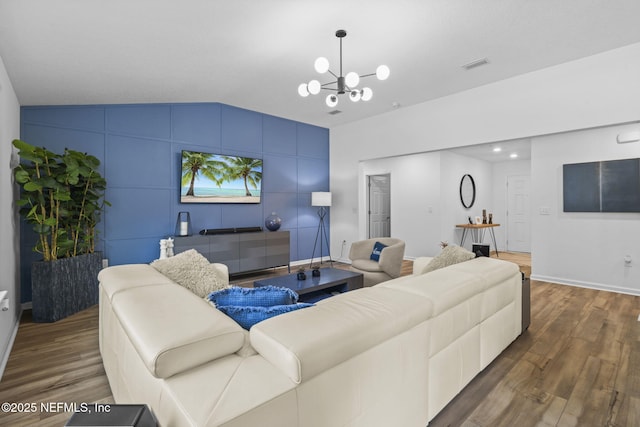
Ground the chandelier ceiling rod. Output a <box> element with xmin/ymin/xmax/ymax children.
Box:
<box><xmin>298</xmin><ymin>29</ymin><xmax>390</xmax><ymax>108</ymax></box>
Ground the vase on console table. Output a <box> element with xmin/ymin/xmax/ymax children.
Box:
<box><xmin>265</xmin><ymin>212</ymin><xmax>282</xmax><ymax>231</ymax></box>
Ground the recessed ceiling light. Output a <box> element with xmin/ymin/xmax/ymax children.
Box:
<box><xmin>510</xmin><ymin>153</ymin><xmax>518</xmax><ymax>159</ymax></box>
<box><xmin>493</xmin><ymin>147</ymin><xmax>502</xmax><ymax>152</ymax></box>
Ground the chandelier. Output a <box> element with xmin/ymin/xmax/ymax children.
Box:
<box><xmin>298</xmin><ymin>29</ymin><xmax>390</xmax><ymax>108</ymax></box>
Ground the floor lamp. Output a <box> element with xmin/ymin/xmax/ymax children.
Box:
<box><xmin>310</xmin><ymin>192</ymin><xmax>333</xmax><ymax>267</ymax></box>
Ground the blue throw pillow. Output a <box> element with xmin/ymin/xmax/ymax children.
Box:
<box><xmin>370</xmin><ymin>241</ymin><xmax>387</xmax><ymax>261</ymax></box>
<box><xmin>207</xmin><ymin>285</ymin><xmax>298</xmax><ymax>307</ymax></box>
<box><xmin>217</xmin><ymin>303</ymin><xmax>315</xmax><ymax>330</ymax></box>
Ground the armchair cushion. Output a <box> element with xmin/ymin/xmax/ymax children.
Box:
<box><xmin>352</xmin><ymin>259</ymin><xmax>384</xmax><ymax>273</ymax></box>
<box><xmin>370</xmin><ymin>241</ymin><xmax>387</xmax><ymax>261</ymax></box>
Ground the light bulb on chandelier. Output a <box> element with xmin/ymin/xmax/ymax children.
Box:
<box><xmin>298</xmin><ymin>29</ymin><xmax>389</xmax><ymax>108</ymax></box>
<box><xmin>326</xmin><ymin>94</ymin><xmax>338</xmax><ymax>107</ymax></box>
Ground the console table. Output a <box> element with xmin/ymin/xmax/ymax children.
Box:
<box><xmin>173</xmin><ymin>231</ymin><xmax>290</xmax><ymax>275</ymax></box>
<box><xmin>456</xmin><ymin>223</ymin><xmax>500</xmax><ymax>257</ymax></box>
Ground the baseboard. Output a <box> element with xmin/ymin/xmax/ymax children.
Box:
<box><xmin>0</xmin><ymin>307</ymin><xmax>22</xmax><ymax>381</ymax></box>
<box><xmin>530</xmin><ymin>274</ymin><xmax>640</xmax><ymax>296</ymax></box>
<box><xmin>290</xmin><ymin>257</ymin><xmax>336</xmax><ymax>267</ymax></box>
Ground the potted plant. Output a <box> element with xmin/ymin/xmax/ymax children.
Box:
<box><xmin>12</xmin><ymin>139</ymin><xmax>110</xmax><ymax>322</ymax></box>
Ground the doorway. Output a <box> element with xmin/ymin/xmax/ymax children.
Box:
<box><xmin>506</xmin><ymin>175</ymin><xmax>531</xmax><ymax>252</ymax></box>
<box><xmin>368</xmin><ymin>174</ymin><xmax>391</xmax><ymax>238</ymax></box>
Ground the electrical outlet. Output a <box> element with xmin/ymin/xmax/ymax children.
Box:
<box><xmin>102</xmin><ymin>258</ymin><xmax>109</xmax><ymax>268</ymax></box>
<box><xmin>539</xmin><ymin>207</ymin><xmax>550</xmax><ymax>215</ymax></box>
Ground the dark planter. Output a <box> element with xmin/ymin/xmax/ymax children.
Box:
<box><xmin>31</xmin><ymin>252</ymin><xmax>102</xmax><ymax>323</ymax></box>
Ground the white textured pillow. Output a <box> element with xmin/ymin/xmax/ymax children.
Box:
<box><xmin>151</xmin><ymin>249</ymin><xmax>228</xmax><ymax>297</ymax></box>
<box><xmin>421</xmin><ymin>245</ymin><xmax>476</xmax><ymax>273</ymax></box>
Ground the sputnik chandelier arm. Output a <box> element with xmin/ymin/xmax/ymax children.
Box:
<box><xmin>298</xmin><ymin>29</ymin><xmax>390</xmax><ymax>108</ymax></box>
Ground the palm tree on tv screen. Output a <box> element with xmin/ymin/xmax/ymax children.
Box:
<box><xmin>223</xmin><ymin>156</ymin><xmax>263</xmax><ymax>196</ymax></box>
<box><xmin>181</xmin><ymin>152</ymin><xmax>224</xmax><ymax>196</ymax></box>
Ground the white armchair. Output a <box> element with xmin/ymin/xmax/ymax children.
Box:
<box><xmin>348</xmin><ymin>238</ymin><xmax>406</xmax><ymax>287</ymax></box>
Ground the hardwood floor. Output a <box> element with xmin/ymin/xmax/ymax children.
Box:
<box><xmin>1</xmin><ymin>254</ymin><xmax>638</xmax><ymax>426</ymax></box>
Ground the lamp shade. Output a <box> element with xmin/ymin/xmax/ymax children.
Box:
<box><xmin>311</xmin><ymin>192</ymin><xmax>332</xmax><ymax>207</ymax></box>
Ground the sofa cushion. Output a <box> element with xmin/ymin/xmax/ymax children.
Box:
<box><xmin>99</xmin><ymin>264</ymin><xmax>175</xmax><ymax>302</ymax></box>
<box><xmin>420</xmin><ymin>245</ymin><xmax>476</xmax><ymax>274</ymax></box>
<box><xmin>218</xmin><ymin>303</ymin><xmax>315</xmax><ymax>330</ymax></box>
<box><xmin>369</xmin><ymin>241</ymin><xmax>387</xmax><ymax>261</ymax></box>
<box><xmin>150</xmin><ymin>249</ymin><xmax>228</xmax><ymax>298</ymax></box>
<box><xmin>208</xmin><ymin>286</ymin><xmax>298</xmax><ymax>307</ymax></box>
<box><xmin>111</xmin><ymin>282</ymin><xmax>245</xmax><ymax>378</ymax></box>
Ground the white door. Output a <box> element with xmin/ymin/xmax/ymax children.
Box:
<box><xmin>368</xmin><ymin>174</ymin><xmax>391</xmax><ymax>238</ymax></box>
<box><xmin>506</xmin><ymin>175</ymin><xmax>531</xmax><ymax>252</ymax></box>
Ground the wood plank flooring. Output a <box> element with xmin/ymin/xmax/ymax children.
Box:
<box><xmin>1</xmin><ymin>254</ymin><xmax>638</xmax><ymax>426</ymax></box>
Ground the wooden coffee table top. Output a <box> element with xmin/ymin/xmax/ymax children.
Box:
<box><xmin>253</xmin><ymin>267</ymin><xmax>363</xmax><ymax>295</ymax></box>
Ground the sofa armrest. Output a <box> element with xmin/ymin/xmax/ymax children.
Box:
<box><xmin>412</xmin><ymin>257</ymin><xmax>434</xmax><ymax>275</ymax></box>
<box><xmin>110</xmin><ymin>282</ymin><xmax>245</xmax><ymax>378</ymax></box>
<box><xmin>378</xmin><ymin>242</ymin><xmax>406</xmax><ymax>278</ymax></box>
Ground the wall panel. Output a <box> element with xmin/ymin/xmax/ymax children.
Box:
<box><xmin>19</xmin><ymin>103</ymin><xmax>329</xmax><ymax>303</ymax></box>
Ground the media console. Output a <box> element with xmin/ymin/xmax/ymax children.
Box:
<box><xmin>173</xmin><ymin>231</ymin><xmax>290</xmax><ymax>275</ymax></box>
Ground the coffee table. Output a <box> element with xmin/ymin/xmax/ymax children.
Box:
<box><xmin>254</xmin><ymin>267</ymin><xmax>363</xmax><ymax>303</ymax></box>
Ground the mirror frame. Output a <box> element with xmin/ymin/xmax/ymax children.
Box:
<box><xmin>459</xmin><ymin>174</ymin><xmax>476</xmax><ymax>209</ymax></box>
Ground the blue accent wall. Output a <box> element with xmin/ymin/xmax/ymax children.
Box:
<box><xmin>19</xmin><ymin>103</ymin><xmax>329</xmax><ymax>303</ymax></box>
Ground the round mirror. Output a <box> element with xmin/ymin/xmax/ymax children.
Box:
<box><xmin>459</xmin><ymin>174</ymin><xmax>476</xmax><ymax>209</ymax></box>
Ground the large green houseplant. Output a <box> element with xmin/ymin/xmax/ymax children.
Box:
<box><xmin>13</xmin><ymin>139</ymin><xmax>110</xmax><ymax>322</ymax></box>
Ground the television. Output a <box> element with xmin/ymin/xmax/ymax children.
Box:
<box><xmin>563</xmin><ymin>158</ymin><xmax>640</xmax><ymax>212</ymax></box>
<box><xmin>180</xmin><ymin>150</ymin><xmax>263</xmax><ymax>204</ymax></box>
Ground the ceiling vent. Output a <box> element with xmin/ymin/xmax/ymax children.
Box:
<box><xmin>328</xmin><ymin>110</ymin><xmax>342</xmax><ymax>115</ymax></box>
<box><xmin>462</xmin><ymin>58</ymin><xmax>489</xmax><ymax>70</ymax></box>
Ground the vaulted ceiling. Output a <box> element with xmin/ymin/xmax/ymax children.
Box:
<box><xmin>2</xmin><ymin>0</ymin><xmax>640</xmax><ymax>128</ymax></box>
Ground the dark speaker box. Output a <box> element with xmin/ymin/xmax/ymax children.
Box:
<box><xmin>66</xmin><ymin>404</ymin><xmax>156</xmax><ymax>427</ymax></box>
<box><xmin>472</xmin><ymin>244</ymin><xmax>490</xmax><ymax>257</ymax></box>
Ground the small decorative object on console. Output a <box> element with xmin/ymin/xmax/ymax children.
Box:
<box><xmin>297</xmin><ymin>267</ymin><xmax>307</xmax><ymax>281</ymax></box>
<box><xmin>159</xmin><ymin>239</ymin><xmax>168</xmax><ymax>260</ymax></box>
<box><xmin>175</xmin><ymin>211</ymin><xmax>192</xmax><ymax>236</ymax></box>
<box><xmin>265</xmin><ymin>212</ymin><xmax>282</xmax><ymax>231</ymax></box>
<box><xmin>166</xmin><ymin>237</ymin><xmax>174</xmax><ymax>257</ymax></box>
<box><xmin>311</xmin><ymin>265</ymin><xmax>321</xmax><ymax>277</ymax></box>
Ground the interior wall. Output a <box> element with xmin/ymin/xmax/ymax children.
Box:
<box><xmin>531</xmin><ymin>122</ymin><xmax>640</xmax><ymax>294</ymax></box>
<box><xmin>330</xmin><ymin>42</ymin><xmax>640</xmax><ymax>286</ymax></box>
<box><xmin>0</xmin><ymin>54</ymin><xmax>21</xmax><ymax>379</ymax></box>
<box><xmin>19</xmin><ymin>103</ymin><xmax>329</xmax><ymax>303</ymax></box>
<box><xmin>439</xmin><ymin>151</ymin><xmax>493</xmax><ymax>252</ymax></box>
<box><xmin>356</xmin><ymin>152</ymin><xmax>442</xmax><ymax>259</ymax></box>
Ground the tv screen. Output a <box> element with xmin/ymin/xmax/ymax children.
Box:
<box><xmin>563</xmin><ymin>158</ymin><xmax>640</xmax><ymax>212</ymax></box>
<box><xmin>180</xmin><ymin>150</ymin><xmax>262</xmax><ymax>204</ymax></box>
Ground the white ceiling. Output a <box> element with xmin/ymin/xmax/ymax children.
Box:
<box><xmin>449</xmin><ymin>138</ymin><xmax>531</xmax><ymax>163</ymax></box>
<box><xmin>2</xmin><ymin>0</ymin><xmax>640</xmax><ymax>129</ymax></box>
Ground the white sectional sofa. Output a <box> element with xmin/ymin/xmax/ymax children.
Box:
<box><xmin>98</xmin><ymin>255</ymin><xmax>522</xmax><ymax>426</ymax></box>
